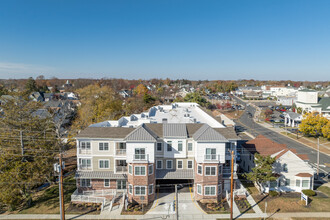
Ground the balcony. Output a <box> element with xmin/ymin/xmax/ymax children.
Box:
<box><xmin>78</xmin><ymin>149</ymin><xmax>91</xmax><ymax>155</ymax></box>
<box><xmin>133</xmin><ymin>154</ymin><xmax>149</xmax><ymax>161</ymax></box>
<box><xmin>204</xmin><ymin>154</ymin><xmax>220</xmax><ymax>161</ymax></box>
<box><xmin>115</xmin><ymin>166</ymin><xmax>127</xmax><ymax>173</ymax></box>
<box><xmin>116</xmin><ymin>149</ymin><xmax>126</xmax><ymax>156</ymax></box>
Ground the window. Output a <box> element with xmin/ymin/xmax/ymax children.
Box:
<box><xmin>177</xmin><ymin>160</ymin><xmax>183</xmax><ymax>169</ymax></box>
<box><xmin>99</xmin><ymin>160</ymin><xmax>110</xmax><ymax>169</ymax></box>
<box><xmin>166</xmin><ymin>160</ymin><xmax>173</xmax><ymax>169</ymax></box>
<box><xmin>135</xmin><ymin>186</ymin><xmax>146</xmax><ymax>196</ymax></box>
<box><xmin>188</xmin><ymin>143</ymin><xmax>193</xmax><ymax>151</ymax></box>
<box><xmin>296</xmin><ymin>179</ymin><xmax>301</xmax><ymax>187</ymax></box>
<box><xmin>197</xmin><ymin>165</ymin><xmax>202</xmax><ymax>175</ymax></box>
<box><xmin>156</xmin><ymin>160</ymin><xmax>163</xmax><ymax>169</ymax></box>
<box><xmin>134</xmin><ymin>148</ymin><xmax>146</xmax><ymax>160</ymax></box>
<box><xmin>302</xmin><ymin>180</ymin><xmax>309</xmax><ymax>187</ymax></box>
<box><xmin>205</xmin><ymin>166</ymin><xmax>216</xmax><ymax>176</ymax></box>
<box><xmin>204</xmin><ymin>186</ymin><xmax>216</xmax><ymax>196</ymax></box>
<box><xmin>178</xmin><ymin>141</ymin><xmax>183</xmax><ymax>151</ymax></box>
<box><xmin>148</xmin><ymin>164</ymin><xmax>153</xmax><ymax>175</ymax></box>
<box><xmin>197</xmin><ymin>184</ymin><xmax>202</xmax><ymax>195</ymax></box>
<box><xmin>205</xmin><ymin>148</ymin><xmax>216</xmax><ymax>160</ymax></box>
<box><xmin>99</xmin><ymin>142</ymin><xmax>109</xmax><ymax>151</ymax></box>
<box><xmin>285</xmin><ymin>179</ymin><xmax>290</xmax><ymax>186</ymax></box>
<box><xmin>81</xmin><ymin>179</ymin><xmax>91</xmax><ymax>187</ymax></box>
<box><xmin>270</xmin><ymin>181</ymin><xmax>277</xmax><ymax>188</ymax></box>
<box><xmin>104</xmin><ymin>179</ymin><xmax>110</xmax><ymax>187</ymax></box>
<box><xmin>167</xmin><ymin>141</ymin><xmax>172</xmax><ymax>151</ymax></box>
<box><xmin>283</xmin><ymin>164</ymin><xmax>288</xmax><ymax>172</ymax></box>
<box><xmin>79</xmin><ymin>158</ymin><xmax>91</xmax><ymax>169</ymax></box>
<box><xmin>187</xmin><ymin>160</ymin><xmax>193</xmax><ymax>169</ymax></box>
<box><xmin>148</xmin><ymin>184</ymin><xmax>153</xmax><ymax>195</ymax></box>
<box><xmin>157</xmin><ymin>143</ymin><xmax>162</xmax><ymax>152</ymax></box>
<box><xmin>128</xmin><ymin>165</ymin><xmax>132</xmax><ymax>175</ymax></box>
<box><xmin>129</xmin><ymin>185</ymin><xmax>133</xmax><ymax>194</ymax></box>
<box><xmin>80</xmin><ymin>142</ymin><xmax>91</xmax><ymax>150</ymax></box>
<box><xmin>117</xmin><ymin>180</ymin><xmax>126</xmax><ymax>189</ymax></box>
<box><xmin>134</xmin><ymin>166</ymin><xmax>146</xmax><ymax>176</ymax></box>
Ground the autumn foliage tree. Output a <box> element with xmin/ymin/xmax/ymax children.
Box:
<box><xmin>299</xmin><ymin>112</ymin><xmax>329</xmax><ymax>138</ymax></box>
<box><xmin>72</xmin><ymin>84</ymin><xmax>124</xmax><ymax>130</ymax></box>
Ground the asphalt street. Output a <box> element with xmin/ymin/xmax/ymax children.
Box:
<box><xmin>232</xmin><ymin>95</ymin><xmax>330</xmax><ymax>177</ymax></box>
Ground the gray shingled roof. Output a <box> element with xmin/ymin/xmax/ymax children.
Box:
<box><xmin>156</xmin><ymin>169</ymin><xmax>194</xmax><ymax>179</ymax></box>
<box><xmin>76</xmin><ymin>127</ymin><xmax>135</xmax><ymax>139</ymax></box>
<box><xmin>193</xmin><ymin>124</ymin><xmax>228</xmax><ymax>142</ymax></box>
<box><xmin>124</xmin><ymin>124</ymin><xmax>157</xmax><ymax>142</ymax></box>
<box><xmin>163</xmin><ymin>123</ymin><xmax>187</xmax><ymax>138</ymax></box>
<box><xmin>186</xmin><ymin>124</ymin><xmax>204</xmax><ymax>137</ymax></box>
<box><xmin>214</xmin><ymin>127</ymin><xmax>240</xmax><ymax>140</ymax></box>
<box><xmin>75</xmin><ymin>171</ymin><xmax>126</xmax><ymax>179</ymax></box>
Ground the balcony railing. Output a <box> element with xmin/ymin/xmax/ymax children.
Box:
<box><xmin>78</xmin><ymin>165</ymin><xmax>92</xmax><ymax>170</ymax></box>
<box><xmin>78</xmin><ymin>149</ymin><xmax>91</xmax><ymax>154</ymax></box>
<box><xmin>133</xmin><ymin>154</ymin><xmax>149</xmax><ymax>161</ymax></box>
<box><xmin>204</xmin><ymin>154</ymin><xmax>220</xmax><ymax>161</ymax></box>
<box><xmin>116</xmin><ymin>149</ymin><xmax>126</xmax><ymax>156</ymax></box>
<box><xmin>116</xmin><ymin>166</ymin><xmax>127</xmax><ymax>173</ymax></box>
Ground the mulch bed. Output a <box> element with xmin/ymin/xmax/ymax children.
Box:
<box><xmin>121</xmin><ymin>202</ymin><xmax>153</xmax><ymax>215</ymax></box>
<box><xmin>235</xmin><ymin>197</ymin><xmax>254</xmax><ymax>213</ymax></box>
<box><xmin>197</xmin><ymin>201</ymin><xmax>229</xmax><ymax>214</ymax></box>
<box><xmin>66</xmin><ymin>202</ymin><xmax>101</xmax><ymax>215</ymax></box>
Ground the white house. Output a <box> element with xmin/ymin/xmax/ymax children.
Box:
<box><xmin>284</xmin><ymin>112</ymin><xmax>302</xmax><ymax>127</ymax></box>
<box><xmin>240</xmin><ymin>135</ymin><xmax>314</xmax><ymax>193</ymax></box>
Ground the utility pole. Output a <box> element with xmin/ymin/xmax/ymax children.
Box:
<box><xmin>317</xmin><ymin>137</ymin><xmax>320</xmax><ymax>179</ymax></box>
<box><xmin>175</xmin><ymin>184</ymin><xmax>178</xmax><ymax>220</ymax></box>
<box><xmin>230</xmin><ymin>150</ymin><xmax>234</xmax><ymax>220</ymax></box>
<box><xmin>59</xmin><ymin>153</ymin><xmax>65</xmax><ymax>220</ymax></box>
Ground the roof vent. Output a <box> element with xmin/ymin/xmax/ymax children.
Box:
<box><xmin>162</xmin><ymin>118</ymin><xmax>168</xmax><ymax>123</ymax></box>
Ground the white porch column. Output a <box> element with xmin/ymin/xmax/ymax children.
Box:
<box><xmin>292</xmin><ymin>120</ymin><xmax>295</xmax><ymax>127</ymax></box>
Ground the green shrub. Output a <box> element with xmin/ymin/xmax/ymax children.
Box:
<box><xmin>302</xmin><ymin>189</ymin><xmax>316</xmax><ymax>197</ymax></box>
<box><xmin>269</xmin><ymin>191</ymin><xmax>279</xmax><ymax>197</ymax></box>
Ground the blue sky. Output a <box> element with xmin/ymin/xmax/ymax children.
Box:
<box><xmin>0</xmin><ymin>0</ymin><xmax>329</xmax><ymax>81</ymax></box>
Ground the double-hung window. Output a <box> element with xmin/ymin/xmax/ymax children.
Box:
<box><xmin>117</xmin><ymin>180</ymin><xmax>126</xmax><ymax>189</ymax></box>
<box><xmin>129</xmin><ymin>185</ymin><xmax>133</xmax><ymax>194</ymax></box>
<box><xmin>128</xmin><ymin>165</ymin><xmax>133</xmax><ymax>175</ymax></box>
<box><xmin>167</xmin><ymin>141</ymin><xmax>172</xmax><ymax>151</ymax></box>
<box><xmin>80</xmin><ymin>142</ymin><xmax>91</xmax><ymax>150</ymax></box>
<box><xmin>302</xmin><ymin>180</ymin><xmax>309</xmax><ymax>187</ymax></box>
<box><xmin>166</xmin><ymin>160</ymin><xmax>173</xmax><ymax>169</ymax></box>
<box><xmin>134</xmin><ymin>148</ymin><xmax>146</xmax><ymax>160</ymax></box>
<box><xmin>296</xmin><ymin>179</ymin><xmax>301</xmax><ymax>187</ymax></box>
<box><xmin>157</xmin><ymin>143</ymin><xmax>162</xmax><ymax>152</ymax></box>
<box><xmin>148</xmin><ymin>164</ymin><xmax>153</xmax><ymax>175</ymax></box>
<box><xmin>135</xmin><ymin>186</ymin><xmax>146</xmax><ymax>196</ymax></box>
<box><xmin>99</xmin><ymin>160</ymin><xmax>109</xmax><ymax>169</ymax></box>
<box><xmin>197</xmin><ymin>184</ymin><xmax>202</xmax><ymax>195</ymax></box>
<box><xmin>178</xmin><ymin>141</ymin><xmax>183</xmax><ymax>152</ymax></box>
<box><xmin>188</xmin><ymin>143</ymin><xmax>193</xmax><ymax>151</ymax></box>
<box><xmin>99</xmin><ymin>142</ymin><xmax>109</xmax><ymax>151</ymax></box>
<box><xmin>197</xmin><ymin>164</ymin><xmax>202</xmax><ymax>175</ymax></box>
<box><xmin>205</xmin><ymin>148</ymin><xmax>216</xmax><ymax>160</ymax></box>
<box><xmin>177</xmin><ymin>160</ymin><xmax>183</xmax><ymax>169</ymax></box>
<box><xmin>156</xmin><ymin>160</ymin><xmax>163</xmax><ymax>169</ymax></box>
<box><xmin>104</xmin><ymin>179</ymin><xmax>110</xmax><ymax>187</ymax></box>
<box><xmin>135</xmin><ymin>166</ymin><xmax>146</xmax><ymax>176</ymax></box>
<box><xmin>187</xmin><ymin>160</ymin><xmax>193</xmax><ymax>169</ymax></box>
<box><xmin>148</xmin><ymin>184</ymin><xmax>153</xmax><ymax>195</ymax></box>
<box><xmin>204</xmin><ymin>186</ymin><xmax>216</xmax><ymax>196</ymax></box>
<box><xmin>79</xmin><ymin>158</ymin><xmax>91</xmax><ymax>170</ymax></box>
<box><xmin>81</xmin><ymin>179</ymin><xmax>91</xmax><ymax>187</ymax></box>
<box><xmin>205</xmin><ymin>166</ymin><xmax>216</xmax><ymax>176</ymax></box>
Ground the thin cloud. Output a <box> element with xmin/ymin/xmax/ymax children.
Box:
<box><xmin>0</xmin><ymin>62</ymin><xmax>55</xmax><ymax>78</ymax></box>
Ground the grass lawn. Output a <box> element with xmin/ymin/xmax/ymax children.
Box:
<box><xmin>251</xmin><ymin>186</ymin><xmax>330</xmax><ymax>213</ymax></box>
<box><xmin>19</xmin><ymin>175</ymin><xmax>78</xmax><ymax>214</ymax></box>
